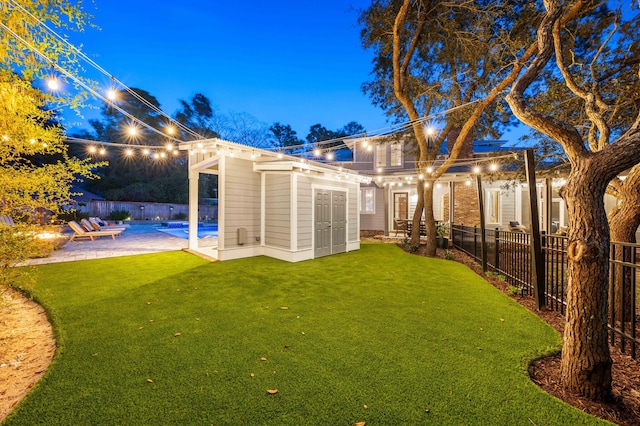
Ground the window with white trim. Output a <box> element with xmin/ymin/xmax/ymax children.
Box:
<box><xmin>390</xmin><ymin>143</ymin><xmax>403</xmax><ymax>167</ymax></box>
<box><xmin>485</xmin><ymin>189</ymin><xmax>501</xmax><ymax>224</ymax></box>
<box><xmin>375</xmin><ymin>144</ymin><xmax>386</xmax><ymax>168</ymax></box>
<box><xmin>361</xmin><ymin>188</ymin><xmax>375</xmax><ymax>214</ymax></box>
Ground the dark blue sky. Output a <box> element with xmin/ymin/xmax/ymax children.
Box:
<box><xmin>64</xmin><ymin>1</ymin><xmax>389</xmax><ymax>139</ymax></box>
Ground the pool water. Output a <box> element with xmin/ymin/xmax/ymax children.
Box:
<box><xmin>156</xmin><ymin>223</ymin><xmax>218</xmax><ymax>239</ymax></box>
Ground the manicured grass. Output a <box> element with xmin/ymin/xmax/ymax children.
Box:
<box><xmin>5</xmin><ymin>244</ymin><xmax>607</xmax><ymax>425</ymax></box>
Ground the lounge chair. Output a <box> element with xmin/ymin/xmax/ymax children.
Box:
<box><xmin>68</xmin><ymin>220</ymin><xmax>123</xmax><ymax>242</ymax></box>
<box><xmin>0</xmin><ymin>215</ymin><xmax>15</xmax><ymax>227</ymax></box>
<box><xmin>87</xmin><ymin>217</ymin><xmax>126</xmax><ymax>232</ymax></box>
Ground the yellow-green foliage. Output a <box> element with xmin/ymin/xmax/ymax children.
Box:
<box><xmin>1</xmin><ymin>1</ymin><xmax>103</xmax><ymax>284</ymax></box>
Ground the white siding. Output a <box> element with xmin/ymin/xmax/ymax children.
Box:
<box><xmin>223</xmin><ymin>157</ymin><xmax>261</xmax><ymax>248</ymax></box>
<box><xmin>297</xmin><ymin>175</ymin><xmax>313</xmax><ymax>249</ymax></box>
<box><xmin>360</xmin><ymin>186</ymin><xmax>385</xmax><ymax>231</ymax></box>
<box><xmin>265</xmin><ymin>173</ymin><xmax>291</xmax><ymax>248</ymax></box>
<box><xmin>348</xmin><ymin>183</ymin><xmax>359</xmax><ymax>241</ymax></box>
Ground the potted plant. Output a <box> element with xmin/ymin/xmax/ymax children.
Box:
<box><xmin>436</xmin><ymin>221</ymin><xmax>449</xmax><ymax>249</ymax></box>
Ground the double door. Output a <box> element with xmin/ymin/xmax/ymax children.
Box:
<box><xmin>314</xmin><ymin>190</ymin><xmax>347</xmax><ymax>258</ymax></box>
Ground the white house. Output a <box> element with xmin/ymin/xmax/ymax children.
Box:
<box><xmin>340</xmin><ymin>135</ymin><xmax>621</xmax><ymax>235</ymax></box>
<box><xmin>179</xmin><ymin>139</ymin><xmax>370</xmax><ymax>262</ymax></box>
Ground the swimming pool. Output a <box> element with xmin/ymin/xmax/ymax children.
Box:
<box><xmin>156</xmin><ymin>223</ymin><xmax>218</xmax><ymax>239</ymax></box>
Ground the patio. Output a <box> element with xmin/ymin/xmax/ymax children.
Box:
<box><xmin>21</xmin><ymin>223</ymin><xmax>203</xmax><ymax>266</ymax></box>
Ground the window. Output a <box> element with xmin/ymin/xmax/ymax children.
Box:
<box><xmin>361</xmin><ymin>188</ymin><xmax>375</xmax><ymax>214</ymax></box>
<box><xmin>390</xmin><ymin>143</ymin><xmax>403</xmax><ymax>167</ymax></box>
<box><xmin>485</xmin><ymin>189</ymin><xmax>501</xmax><ymax>224</ymax></box>
<box><xmin>375</xmin><ymin>145</ymin><xmax>386</xmax><ymax>168</ymax></box>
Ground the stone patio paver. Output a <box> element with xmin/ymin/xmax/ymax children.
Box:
<box><xmin>21</xmin><ymin>224</ymin><xmax>203</xmax><ymax>266</ymax></box>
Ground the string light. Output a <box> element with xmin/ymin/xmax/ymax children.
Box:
<box><xmin>107</xmin><ymin>88</ymin><xmax>117</xmax><ymax>100</ymax></box>
<box><xmin>473</xmin><ymin>165</ymin><xmax>481</xmax><ymax>174</ymax></box>
<box><xmin>46</xmin><ymin>75</ymin><xmax>59</xmax><ymax>91</ymax></box>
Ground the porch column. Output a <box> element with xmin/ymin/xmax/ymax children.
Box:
<box><xmin>188</xmin><ymin>168</ymin><xmax>199</xmax><ymax>250</ymax></box>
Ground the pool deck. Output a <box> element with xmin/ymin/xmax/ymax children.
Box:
<box><xmin>22</xmin><ymin>224</ymin><xmax>216</xmax><ymax>266</ymax></box>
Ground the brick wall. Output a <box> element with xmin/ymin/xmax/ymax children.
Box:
<box><xmin>443</xmin><ymin>182</ymin><xmax>480</xmax><ymax>226</ymax></box>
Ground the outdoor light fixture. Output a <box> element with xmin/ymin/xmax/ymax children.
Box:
<box><xmin>490</xmin><ymin>163</ymin><xmax>499</xmax><ymax>172</ymax></box>
<box><xmin>426</xmin><ymin>166</ymin><xmax>433</xmax><ymax>174</ymax></box>
<box><xmin>313</xmin><ymin>148</ymin><xmax>321</xmax><ymax>157</ymax></box>
<box><xmin>325</xmin><ymin>152</ymin><xmax>334</xmax><ymax>161</ymax></box>
<box><xmin>425</xmin><ymin>126</ymin><xmax>437</xmax><ymax>136</ymax></box>
<box><xmin>165</xmin><ymin>143</ymin><xmax>173</xmax><ymax>151</ymax></box>
<box><xmin>46</xmin><ymin>76</ymin><xmax>60</xmax><ymax>91</ymax></box>
<box><xmin>107</xmin><ymin>88</ymin><xmax>117</xmax><ymax>100</ymax></box>
<box><xmin>473</xmin><ymin>166</ymin><xmax>481</xmax><ymax>174</ymax></box>
<box><xmin>166</xmin><ymin>125</ymin><xmax>176</xmax><ymax>135</ymax></box>
<box><xmin>99</xmin><ymin>148</ymin><xmax>106</xmax><ymax>155</ymax></box>
<box><xmin>124</xmin><ymin>148</ymin><xmax>133</xmax><ymax>156</ymax></box>
<box><xmin>88</xmin><ymin>146</ymin><xmax>97</xmax><ymax>153</ymax></box>
<box><xmin>29</xmin><ymin>138</ymin><xmax>36</xmax><ymax>144</ymax></box>
<box><xmin>127</xmin><ymin>126</ymin><xmax>138</xmax><ymax>136</ymax></box>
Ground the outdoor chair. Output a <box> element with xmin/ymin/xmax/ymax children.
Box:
<box><xmin>508</xmin><ymin>221</ymin><xmax>527</xmax><ymax>233</ymax></box>
<box><xmin>394</xmin><ymin>219</ymin><xmax>407</xmax><ymax>237</ymax></box>
<box><xmin>0</xmin><ymin>215</ymin><xmax>15</xmax><ymax>227</ymax></box>
<box><xmin>68</xmin><ymin>220</ymin><xmax>123</xmax><ymax>241</ymax></box>
<box><xmin>88</xmin><ymin>217</ymin><xmax>126</xmax><ymax>232</ymax></box>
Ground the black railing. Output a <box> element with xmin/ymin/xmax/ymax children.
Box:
<box><xmin>451</xmin><ymin>223</ymin><xmax>639</xmax><ymax>359</ymax></box>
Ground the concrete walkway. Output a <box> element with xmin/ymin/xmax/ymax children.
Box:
<box><xmin>23</xmin><ymin>224</ymin><xmax>194</xmax><ymax>266</ymax></box>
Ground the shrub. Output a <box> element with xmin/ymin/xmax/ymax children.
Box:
<box><xmin>107</xmin><ymin>210</ymin><xmax>130</xmax><ymax>221</ymax></box>
<box><xmin>174</xmin><ymin>212</ymin><xmax>187</xmax><ymax>220</ymax></box>
<box><xmin>56</xmin><ymin>210</ymin><xmax>89</xmax><ymax>223</ymax></box>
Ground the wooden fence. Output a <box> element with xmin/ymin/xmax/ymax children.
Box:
<box><xmin>78</xmin><ymin>200</ymin><xmax>218</xmax><ymax>221</ymax></box>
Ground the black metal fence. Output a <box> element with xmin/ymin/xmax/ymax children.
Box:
<box><xmin>451</xmin><ymin>224</ymin><xmax>638</xmax><ymax>359</ymax></box>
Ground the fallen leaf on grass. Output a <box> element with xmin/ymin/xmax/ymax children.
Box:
<box><xmin>260</xmin><ymin>357</ymin><xmax>267</xmax><ymax>361</ymax></box>
<box><xmin>266</xmin><ymin>389</ymin><xmax>278</xmax><ymax>394</ymax></box>
<box><xmin>173</xmin><ymin>332</ymin><xmax>182</xmax><ymax>337</ymax></box>
<box><xmin>354</xmin><ymin>422</ymin><xmax>366</xmax><ymax>426</ymax></box>
<box><xmin>363</xmin><ymin>404</ymin><xmax>368</xmax><ymax>410</ymax></box>
<box><xmin>146</xmin><ymin>379</ymin><xmax>154</xmax><ymax>383</ymax></box>
<box><xmin>250</xmin><ymin>373</ymin><xmax>255</xmax><ymax>378</ymax></box>
<box><xmin>146</xmin><ymin>301</ymin><xmax>152</xmax><ymax>305</ymax></box>
<box><xmin>280</xmin><ymin>306</ymin><xmax>289</xmax><ymax>310</ymax></box>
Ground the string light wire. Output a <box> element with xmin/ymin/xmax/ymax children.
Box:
<box><xmin>4</xmin><ymin>0</ymin><xmax>515</xmax><ymax>169</ymax></box>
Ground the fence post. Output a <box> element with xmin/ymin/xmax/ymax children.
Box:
<box><xmin>476</xmin><ymin>174</ymin><xmax>488</xmax><ymax>273</ymax></box>
<box><xmin>524</xmin><ymin>149</ymin><xmax>546</xmax><ymax>309</ymax></box>
<box><xmin>494</xmin><ymin>228</ymin><xmax>500</xmax><ymax>271</ymax></box>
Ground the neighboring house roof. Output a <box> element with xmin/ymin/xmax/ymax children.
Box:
<box><xmin>70</xmin><ymin>186</ymin><xmax>105</xmax><ymax>203</ymax></box>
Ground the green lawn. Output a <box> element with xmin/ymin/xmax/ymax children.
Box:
<box><xmin>4</xmin><ymin>243</ymin><xmax>607</xmax><ymax>425</ymax></box>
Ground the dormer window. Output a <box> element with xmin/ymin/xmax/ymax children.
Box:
<box><xmin>375</xmin><ymin>145</ymin><xmax>386</xmax><ymax>168</ymax></box>
<box><xmin>390</xmin><ymin>143</ymin><xmax>403</xmax><ymax>167</ymax></box>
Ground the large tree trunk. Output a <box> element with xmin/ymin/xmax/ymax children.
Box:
<box><xmin>423</xmin><ymin>181</ymin><xmax>437</xmax><ymax>256</ymax></box>
<box><xmin>560</xmin><ymin>160</ymin><xmax>612</xmax><ymax>401</ymax></box>
<box><xmin>410</xmin><ymin>180</ymin><xmax>425</xmax><ymax>247</ymax></box>
<box><xmin>607</xmin><ymin>167</ymin><xmax>640</xmax><ymax>322</ymax></box>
